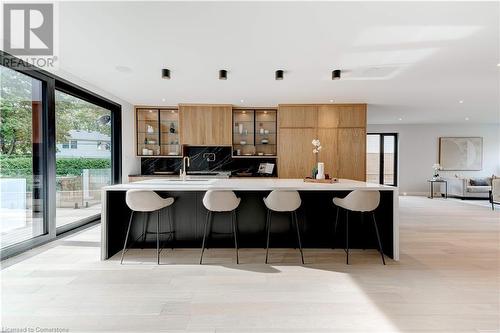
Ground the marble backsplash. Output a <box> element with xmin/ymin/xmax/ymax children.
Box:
<box><xmin>141</xmin><ymin>146</ymin><xmax>277</xmax><ymax>176</ymax></box>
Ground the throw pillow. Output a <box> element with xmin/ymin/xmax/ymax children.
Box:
<box><xmin>469</xmin><ymin>178</ymin><xmax>490</xmax><ymax>186</ymax></box>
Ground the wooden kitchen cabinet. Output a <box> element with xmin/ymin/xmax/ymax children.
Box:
<box><xmin>337</xmin><ymin>128</ymin><xmax>366</xmax><ymax>181</ymax></box>
<box><xmin>179</xmin><ymin>104</ymin><xmax>232</xmax><ymax>145</ymax></box>
<box><xmin>338</xmin><ymin>104</ymin><xmax>366</xmax><ymax>128</ymax></box>
<box><xmin>317</xmin><ymin>128</ymin><xmax>339</xmax><ymax>177</ymax></box>
<box><xmin>278</xmin><ymin>105</ymin><xmax>318</xmax><ymax>128</ymax></box>
<box><xmin>278</xmin><ymin>128</ymin><xmax>317</xmax><ymax>178</ymax></box>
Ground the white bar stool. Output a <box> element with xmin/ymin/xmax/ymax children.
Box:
<box><xmin>121</xmin><ymin>190</ymin><xmax>175</xmax><ymax>265</ymax></box>
<box><xmin>263</xmin><ymin>190</ymin><xmax>304</xmax><ymax>264</ymax></box>
<box><xmin>200</xmin><ymin>190</ymin><xmax>241</xmax><ymax>264</ymax></box>
<box><xmin>332</xmin><ymin>190</ymin><xmax>385</xmax><ymax>265</ymax></box>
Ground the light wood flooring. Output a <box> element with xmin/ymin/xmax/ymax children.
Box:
<box><xmin>1</xmin><ymin>196</ymin><xmax>499</xmax><ymax>332</ymax></box>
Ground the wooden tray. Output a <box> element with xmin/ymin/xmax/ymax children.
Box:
<box><xmin>304</xmin><ymin>178</ymin><xmax>339</xmax><ymax>184</ymax></box>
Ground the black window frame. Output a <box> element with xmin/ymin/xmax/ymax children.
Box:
<box><xmin>367</xmin><ymin>132</ymin><xmax>399</xmax><ymax>187</ymax></box>
<box><xmin>0</xmin><ymin>50</ymin><xmax>122</xmax><ymax>259</ymax></box>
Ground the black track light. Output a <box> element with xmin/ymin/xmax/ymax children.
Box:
<box><xmin>332</xmin><ymin>69</ymin><xmax>341</xmax><ymax>80</ymax></box>
<box><xmin>219</xmin><ymin>69</ymin><xmax>228</xmax><ymax>80</ymax></box>
<box><xmin>162</xmin><ymin>68</ymin><xmax>170</xmax><ymax>79</ymax></box>
<box><xmin>275</xmin><ymin>70</ymin><xmax>284</xmax><ymax>80</ymax></box>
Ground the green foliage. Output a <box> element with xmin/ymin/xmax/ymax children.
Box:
<box><xmin>1</xmin><ymin>66</ymin><xmax>111</xmax><ymax>156</ymax></box>
<box><xmin>0</xmin><ymin>156</ymin><xmax>110</xmax><ymax>177</ymax></box>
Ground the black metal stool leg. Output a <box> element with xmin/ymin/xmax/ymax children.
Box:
<box><xmin>157</xmin><ymin>210</ymin><xmax>160</xmax><ymax>265</ymax></box>
<box><xmin>293</xmin><ymin>211</ymin><xmax>304</xmax><ymax>264</ymax></box>
<box><xmin>232</xmin><ymin>210</ymin><xmax>239</xmax><ymax>264</ymax></box>
<box><xmin>168</xmin><ymin>207</ymin><xmax>175</xmax><ymax>249</ymax></box>
<box><xmin>345</xmin><ymin>210</ymin><xmax>349</xmax><ymax>265</ymax></box>
<box><xmin>120</xmin><ymin>210</ymin><xmax>135</xmax><ymax>264</ymax></box>
<box><xmin>200</xmin><ymin>211</ymin><xmax>211</xmax><ymax>264</ymax></box>
<box><xmin>333</xmin><ymin>206</ymin><xmax>340</xmax><ymax>249</ymax></box>
<box><xmin>264</xmin><ymin>209</ymin><xmax>270</xmax><ymax>249</ymax></box>
<box><xmin>140</xmin><ymin>212</ymin><xmax>149</xmax><ymax>249</ymax></box>
<box><xmin>361</xmin><ymin>212</ymin><xmax>366</xmax><ymax>250</ymax></box>
<box><xmin>371</xmin><ymin>212</ymin><xmax>386</xmax><ymax>265</ymax></box>
<box><xmin>265</xmin><ymin>210</ymin><xmax>272</xmax><ymax>264</ymax></box>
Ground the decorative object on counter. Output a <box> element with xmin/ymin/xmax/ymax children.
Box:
<box><xmin>258</xmin><ymin>163</ymin><xmax>275</xmax><ymax>175</ymax></box>
<box><xmin>238</xmin><ymin>123</ymin><xmax>244</xmax><ymax>135</ymax></box>
<box><xmin>146</xmin><ymin>124</ymin><xmax>154</xmax><ymax>133</ymax></box>
<box><xmin>432</xmin><ymin>163</ymin><xmax>442</xmax><ymax>179</ymax></box>
<box><xmin>316</xmin><ymin>162</ymin><xmax>325</xmax><ymax>180</ymax></box>
<box><xmin>169</xmin><ymin>122</ymin><xmax>176</xmax><ymax>133</ymax></box>
<box><xmin>142</xmin><ymin>148</ymin><xmax>149</xmax><ymax>155</ymax></box>
<box><xmin>236</xmin><ymin>149</ymin><xmax>241</xmax><ymax>156</ymax></box>
<box><xmin>304</xmin><ymin>177</ymin><xmax>338</xmax><ymax>183</ymax></box>
<box><xmin>311</xmin><ymin>139</ymin><xmax>323</xmax><ymax>179</ymax></box>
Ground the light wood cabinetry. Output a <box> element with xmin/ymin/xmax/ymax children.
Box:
<box><xmin>317</xmin><ymin>128</ymin><xmax>339</xmax><ymax>177</ymax></box>
<box><xmin>337</xmin><ymin>128</ymin><xmax>366</xmax><ymax>181</ymax></box>
<box><xmin>179</xmin><ymin>104</ymin><xmax>232</xmax><ymax>146</ymax></box>
<box><xmin>278</xmin><ymin>103</ymin><xmax>367</xmax><ymax>180</ymax></box>
<box><xmin>278</xmin><ymin>128</ymin><xmax>317</xmax><ymax>178</ymax></box>
<box><xmin>278</xmin><ymin>105</ymin><xmax>318</xmax><ymax>128</ymax></box>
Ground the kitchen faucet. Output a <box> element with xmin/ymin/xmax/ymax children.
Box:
<box><xmin>180</xmin><ymin>156</ymin><xmax>190</xmax><ymax>180</ymax></box>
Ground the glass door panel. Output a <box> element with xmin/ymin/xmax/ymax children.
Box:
<box><xmin>366</xmin><ymin>134</ymin><xmax>381</xmax><ymax>184</ymax></box>
<box><xmin>255</xmin><ymin>110</ymin><xmax>277</xmax><ymax>156</ymax></box>
<box><xmin>233</xmin><ymin>110</ymin><xmax>255</xmax><ymax>156</ymax></box>
<box><xmin>366</xmin><ymin>133</ymin><xmax>398</xmax><ymax>186</ymax></box>
<box><xmin>137</xmin><ymin>109</ymin><xmax>160</xmax><ymax>156</ymax></box>
<box><xmin>55</xmin><ymin>90</ymin><xmax>112</xmax><ymax>229</ymax></box>
<box><xmin>160</xmin><ymin>109</ymin><xmax>180</xmax><ymax>156</ymax></box>
<box><xmin>0</xmin><ymin>65</ymin><xmax>45</xmax><ymax>249</ymax></box>
<box><xmin>383</xmin><ymin>136</ymin><xmax>396</xmax><ymax>186</ymax></box>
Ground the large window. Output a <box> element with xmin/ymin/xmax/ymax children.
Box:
<box><xmin>0</xmin><ymin>52</ymin><xmax>121</xmax><ymax>258</ymax></box>
<box><xmin>0</xmin><ymin>66</ymin><xmax>46</xmax><ymax>249</ymax></box>
<box><xmin>55</xmin><ymin>90</ymin><xmax>112</xmax><ymax>229</ymax></box>
<box><xmin>366</xmin><ymin>133</ymin><xmax>398</xmax><ymax>186</ymax></box>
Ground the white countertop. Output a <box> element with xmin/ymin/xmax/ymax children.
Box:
<box><xmin>104</xmin><ymin>178</ymin><xmax>397</xmax><ymax>191</ymax></box>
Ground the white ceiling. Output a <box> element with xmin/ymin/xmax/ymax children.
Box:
<box><xmin>52</xmin><ymin>1</ymin><xmax>499</xmax><ymax>124</ymax></box>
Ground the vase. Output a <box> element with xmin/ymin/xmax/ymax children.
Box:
<box><xmin>316</xmin><ymin>162</ymin><xmax>325</xmax><ymax>180</ymax></box>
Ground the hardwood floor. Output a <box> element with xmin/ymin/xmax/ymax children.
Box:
<box><xmin>1</xmin><ymin>196</ymin><xmax>499</xmax><ymax>332</ymax></box>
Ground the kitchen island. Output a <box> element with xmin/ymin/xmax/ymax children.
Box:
<box><xmin>101</xmin><ymin>178</ymin><xmax>399</xmax><ymax>261</ymax></box>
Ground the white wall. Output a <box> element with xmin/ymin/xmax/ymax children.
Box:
<box><xmin>48</xmin><ymin>69</ymin><xmax>140</xmax><ymax>183</ymax></box>
<box><xmin>367</xmin><ymin>123</ymin><xmax>500</xmax><ymax>195</ymax></box>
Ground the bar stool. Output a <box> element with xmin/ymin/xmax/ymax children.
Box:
<box><xmin>332</xmin><ymin>190</ymin><xmax>385</xmax><ymax>265</ymax></box>
<box><xmin>200</xmin><ymin>190</ymin><xmax>241</xmax><ymax>264</ymax></box>
<box><xmin>121</xmin><ymin>190</ymin><xmax>175</xmax><ymax>265</ymax></box>
<box><xmin>264</xmin><ymin>190</ymin><xmax>304</xmax><ymax>264</ymax></box>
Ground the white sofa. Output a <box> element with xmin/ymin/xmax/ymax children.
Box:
<box><xmin>445</xmin><ymin>176</ymin><xmax>492</xmax><ymax>199</ymax></box>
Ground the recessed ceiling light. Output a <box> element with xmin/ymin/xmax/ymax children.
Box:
<box><xmin>329</xmin><ymin>99</ymin><xmax>334</xmax><ymax>103</ymax></box>
<box><xmin>171</xmin><ymin>110</ymin><xmax>176</xmax><ymax>114</ymax></box>
<box><xmin>497</xmin><ymin>63</ymin><xmax>500</xmax><ymax>67</ymax></box>
<box><xmin>465</xmin><ymin>117</ymin><xmax>469</xmax><ymax>121</ymax></box>
<box><xmin>242</xmin><ymin>110</ymin><xmax>246</xmax><ymax>114</ymax></box>
<box><xmin>240</xmin><ymin>99</ymin><xmax>244</xmax><ymax>103</ymax></box>
<box><xmin>161</xmin><ymin>98</ymin><xmax>166</xmax><ymax>102</ymax></box>
<box><xmin>398</xmin><ymin>117</ymin><xmax>403</xmax><ymax>121</ymax></box>
<box><xmin>459</xmin><ymin>100</ymin><xmax>464</xmax><ymax>104</ymax></box>
<box><xmin>115</xmin><ymin>65</ymin><xmax>132</xmax><ymax>73</ymax></box>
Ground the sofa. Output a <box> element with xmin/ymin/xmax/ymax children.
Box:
<box><xmin>445</xmin><ymin>176</ymin><xmax>492</xmax><ymax>199</ymax></box>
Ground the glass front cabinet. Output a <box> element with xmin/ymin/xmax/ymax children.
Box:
<box><xmin>136</xmin><ymin>108</ymin><xmax>180</xmax><ymax>157</ymax></box>
<box><xmin>232</xmin><ymin>109</ymin><xmax>277</xmax><ymax>157</ymax></box>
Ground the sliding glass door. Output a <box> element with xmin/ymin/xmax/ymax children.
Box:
<box><xmin>366</xmin><ymin>133</ymin><xmax>398</xmax><ymax>186</ymax></box>
<box><xmin>55</xmin><ymin>90</ymin><xmax>112</xmax><ymax>231</ymax></box>
<box><xmin>0</xmin><ymin>65</ymin><xmax>47</xmax><ymax>249</ymax></box>
<box><xmin>1</xmin><ymin>52</ymin><xmax>121</xmax><ymax>259</ymax></box>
